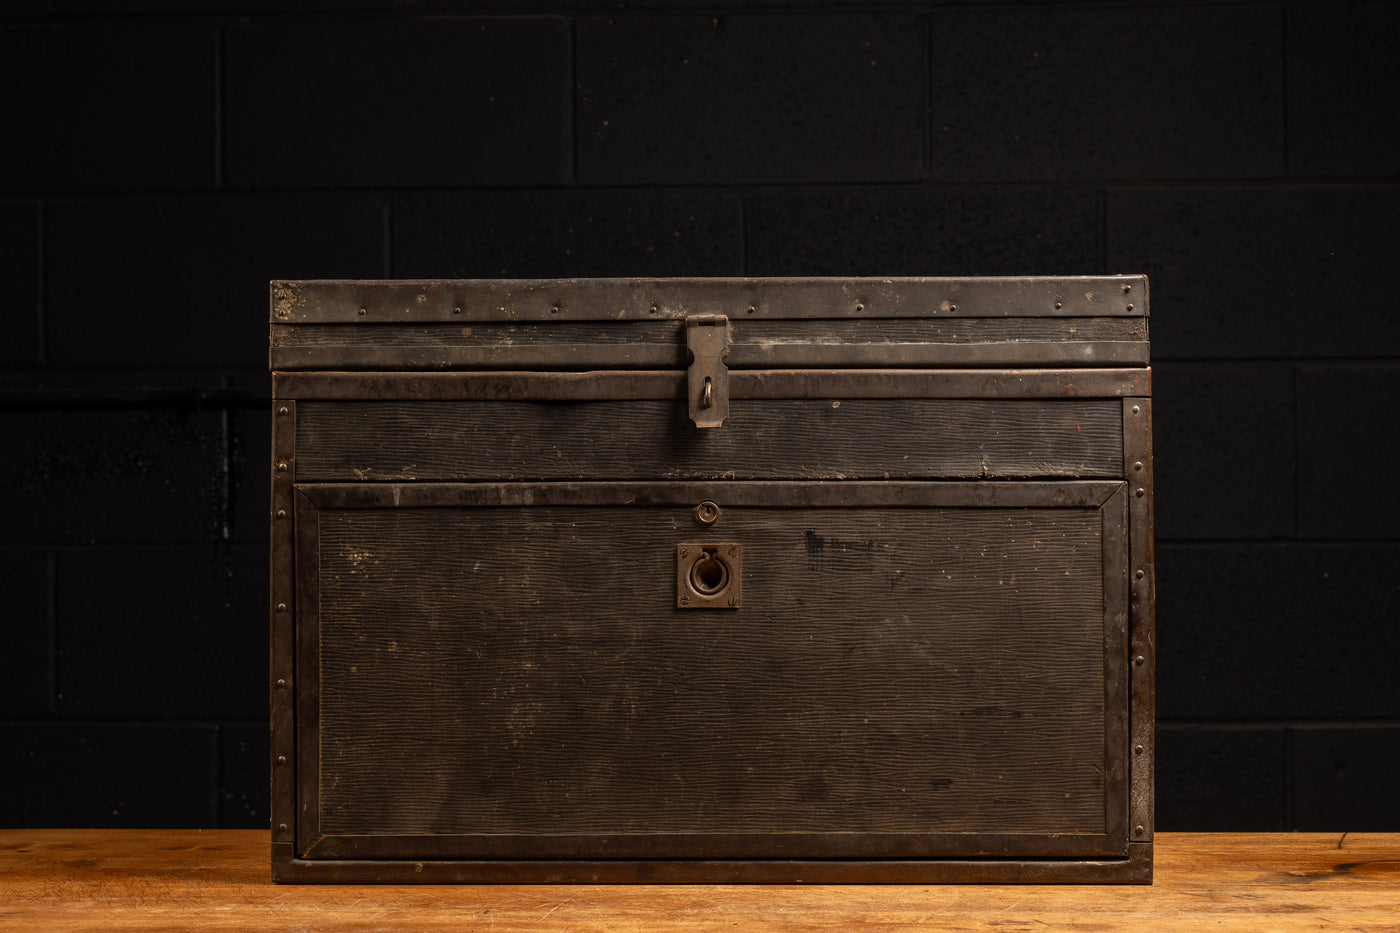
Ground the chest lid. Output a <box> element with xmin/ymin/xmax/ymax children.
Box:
<box><xmin>269</xmin><ymin>276</ymin><xmax>1148</xmax><ymax>373</ymax></box>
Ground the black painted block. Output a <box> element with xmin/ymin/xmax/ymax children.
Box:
<box><xmin>46</xmin><ymin>196</ymin><xmax>384</xmax><ymax>369</ymax></box>
<box><xmin>393</xmin><ymin>192</ymin><xmax>742</xmax><ymax>278</ymax></box>
<box><xmin>1152</xmin><ymin>365</ymin><xmax>1294</xmax><ymax>540</ymax></box>
<box><xmin>0</xmin><ymin>723</ymin><xmax>218</xmax><ymax>828</ymax></box>
<box><xmin>746</xmin><ymin>189</ymin><xmax>1099</xmax><ymax>276</ymax></box>
<box><xmin>0</xmin><ymin>24</ymin><xmax>213</xmax><ymax>193</ymax></box>
<box><xmin>220</xmin><ymin>722</ymin><xmax>269</xmax><ymax>829</ymax></box>
<box><xmin>928</xmin><ymin>6</ymin><xmax>1283</xmax><ymax>182</ymax></box>
<box><xmin>0</xmin><ymin>202</ymin><xmax>39</xmax><ymax>365</ymax></box>
<box><xmin>230</xmin><ymin>408</ymin><xmax>272</xmax><ymax>545</ymax></box>
<box><xmin>1290</xmin><ymin>5</ymin><xmax>1400</xmax><ymax>177</ymax></box>
<box><xmin>1107</xmin><ymin>187</ymin><xmax>1400</xmax><ymax>360</ymax></box>
<box><xmin>1298</xmin><ymin>367</ymin><xmax>1400</xmax><ymax>539</ymax></box>
<box><xmin>1293</xmin><ymin>727</ymin><xmax>1400</xmax><ymax>831</ymax></box>
<box><xmin>55</xmin><ymin>545</ymin><xmax>266</xmax><ymax>719</ymax></box>
<box><xmin>1156</xmin><ymin>725</ymin><xmax>1286</xmax><ymax>831</ymax></box>
<box><xmin>225</xmin><ymin>18</ymin><xmax>569</xmax><ymax>188</ymax></box>
<box><xmin>577</xmin><ymin>14</ymin><xmax>924</xmax><ymax>184</ymax></box>
<box><xmin>2</xmin><ymin>408</ymin><xmax>226</xmax><ymax>545</ymax></box>
<box><xmin>1157</xmin><ymin>544</ymin><xmax>1400</xmax><ymax>720</ymax></box>
<box><xmin>0</xmin><ymin>550</ymin><xmax>51</xmax><ymax>717</ymax></box>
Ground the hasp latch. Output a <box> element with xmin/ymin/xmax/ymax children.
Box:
<box><xmin>686</xmin><ymin>315</ymin><xmax>730</xmax><ymax>429</ymax></box>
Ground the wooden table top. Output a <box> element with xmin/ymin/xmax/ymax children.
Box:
<box><xmin>1</xmin><ymin>830</ymin><xmax>1396</xmax><ymax>932</ymax></box>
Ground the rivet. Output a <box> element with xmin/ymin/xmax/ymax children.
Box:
<box><xmin>278</xmin><ymin>823</ymin><xmax>288</xmax><ymax>833</ymax></box>
<box><xmin>276</xmin><ymin>755</ymin><xmax>287</xmax><ymax>765</ymax></box>
<box><xmin>1136</xmin><ymin>487</ymin><xmax>1145</xmax><ymax>498</ymax></box>
<box><xmin>855</xmin><ymin>303</ymin><xmax>864</xmax><ymax>313</ymax></box>
<box><xmin>746</xmin><ymin>305</ymin><xmax>756</xmax><ymax>314</ymax></box>
<box><xmin>452</xmin><ymin>306</ymin><xmax>462</xmax><ymax>315</ymax></box>
<box><xmin>278</xmin><ymin>406</ymin><xmax>289</xmax><ymax>416</ymax></box>
<box><xmin>276</xmin><ymin>461</ymin><xmax>288</xmax><ymax>472</ymax></box>
<box><xmin>1127</xmin><ymin>303</ymin><xmax>1135</xmax><ymax>311</ymax></box>
<box><xmin>948</xmin><ymin>303</ymin><xmax>958</xmax><ymax>312</ymax></box>
<box><xmin>1135</xmin><ymin>825</ymin><xmax>1145</xmax><ymax>836</ymax></box>
<box><xmin>1135</xmin><ymin>569</ymin><xmax>1145</xmax><ymax>580</ymax></box>
<box><xmin>276</xmin><ymin>679</ymin><xmax>287</xmax><ymax>688</ymax></box>
<box><xmin>1134</xmin><ymin>655</ymin><xmax>1145</xmax><ymax>666</ymax></box>
<box><xmin>276</xmin><ymin>509</ymin><xmax>287</xmax><ymax>519</ymax></box>
<box><xmin>1054</xmin><ymin>301</ymin><xmax>1063</xmax><ymax>310</ymax></box>
<box><xmin>1131</xmin><ymin>405</ymin><xmax>1141</xmax><ymax>415</ymax></box>
<box><xmin>277</xmin><ymin>603</ymin><xmax>287</xmax><ymax>613</ymax></box>
<box><xmin>650</xmin><ymin>304</ymin><xmax>658</xmax><ymax>314</ymax></box>
<box><xmin>416</xmin><ymin>294</ymin><xmax>427</xmax><ymax>304</ymax></box>
<box><xmin>358</xmin><ymin>307</ymin><xmax>367</xmax><ymax>315</ymax></box>
<box><xmin>550</xmin><ymin>304</ymin><xmax>560</xmax><ymax>314</ymax></box>
<box><xmin>1135</xmin><ymin>745</ymin><xmax>1145</xmax><ymax>755</ymax></box>
<box><xmin>1123</xmin><ymin>284</ymin><xmax>1132</xmax><ymax>293</ymax></box>
<box><xmin>1133</xmin><ymin>461</ymin><xmax>1143</xmax><ymax>472</ymax></box>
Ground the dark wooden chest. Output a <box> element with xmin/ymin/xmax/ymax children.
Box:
<box><xmin>268</xmin><ymin>277</ymin><xmax>1155</xmax><ymax>884</ymax></box>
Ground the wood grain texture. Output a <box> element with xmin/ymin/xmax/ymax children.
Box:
<box><xmin>270</xmin><ymin>276</ymin><xmax>1148</xmax><ymax>323</ymax></box>
<box><xmin>2</xmin><ymin>831</ymin><xmax>1395</xmax><ymax>930</ymax></box>
<box><xmin>294</xmin><ymin>398</ymin><xmax>1123</xmax><ymax>481</ymax></box>
<box><xmin>272</xmin><ymin>318</ymin><xmax>1145</xmax><ymax>348</ymax></box>
<box><xmin>307</xmin><ymin>500</ymin><xmax>1118</xmax><ymax>857</ymax></box>
<box><xmin>273</xmin><ymin>368</ymin><xmax>1150</xmax><ymax>401</ymax></box>
<box><xmin>269</xmin><ymin>319</ymin><xmax>1148</xmax><ymax>370</ymax></box>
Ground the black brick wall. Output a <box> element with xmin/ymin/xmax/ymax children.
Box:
<box><xmin>2</xmin><ymin>0</ymin><xmax>1397</xmax><ymax>833</ymax></box>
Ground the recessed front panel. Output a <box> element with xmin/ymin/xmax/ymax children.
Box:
<box><xmin>294</xmin><ymin>482</ymin><xmax>1128</xmax><ymax>861</ymax></box>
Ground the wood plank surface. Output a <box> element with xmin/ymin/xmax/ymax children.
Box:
<box><xmin>268</xmin><ymin>318</ymin><xmax>1148</xmax><ymax>370</ymax></box>
<box><xmin>3</xmin><ymin>831</ymin><xmax>1396</xmax><ymax>932</ymax></box>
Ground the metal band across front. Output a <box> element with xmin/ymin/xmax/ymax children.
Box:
<box><xmin>291</xmin><ymin>481</ymin><xmax>1130</xmax><ymax>862</ymax></box>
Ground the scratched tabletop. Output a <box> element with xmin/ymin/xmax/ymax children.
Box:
<box><xmin>2</xmin><ymin>831</ymin><xmax>1397</xmax><ymax>931</ymax></box>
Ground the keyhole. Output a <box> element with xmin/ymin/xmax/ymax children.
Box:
<box><xmin>690</xmin><ymin>549</ymin><xmax>729</xmax><ymax>595</ymax></box>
